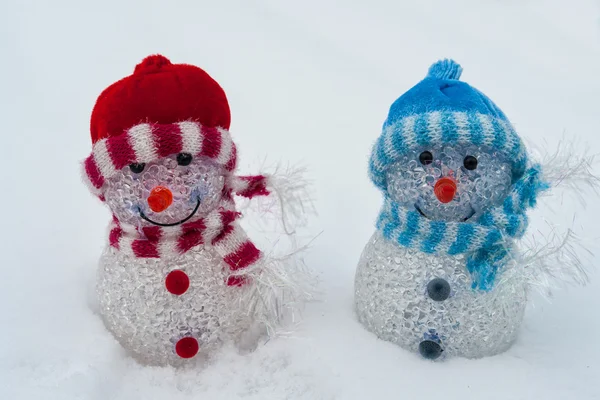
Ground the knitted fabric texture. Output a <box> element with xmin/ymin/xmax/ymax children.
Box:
<box><xmin>83</xmin><ymin>121</ymin><xmax>237</xmax><ymax>197</ymax></box>
<box><xmin>90</xmin><ymin>54</ymin><xmax>231</xmax><ymax>144</ymax></box>
<box><xmin>108</xmin><ymin>205</ymin><xmax>260</xmax><ymax>287</ymax></box>
<box><xmin>370</xmin><ymin>59</ymin><xmax>549</xmax><ymax>290</ymax></box>
<box><xmin>369</xmin><ymin>60</ymin><xmax>528</xmax><ymax>192</ymax></box>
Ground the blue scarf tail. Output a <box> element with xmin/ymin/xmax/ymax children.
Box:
<box><xmin>376</xmin><ymin>166</ymin><xmax>549</xmax><ymax>290</ymax></box>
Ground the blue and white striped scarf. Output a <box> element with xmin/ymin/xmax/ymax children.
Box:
<box><xmin>376</xmin><ymin>166</ymin><xmax>549</xmax><ymax>290</ymax></box>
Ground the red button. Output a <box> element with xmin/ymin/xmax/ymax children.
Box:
<box><xmin>165</xmin><ymin>270</ymin><xmax>190</xmax><ymax>295</ymax></box>
<box><xmin>175</xmin><ymin>337</ymin><xmax>199</xmax><ymax>358</ymax></box>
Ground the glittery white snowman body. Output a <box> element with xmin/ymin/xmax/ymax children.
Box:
<box><xmin>355</xmin><ymin>233</ymin><xmax>527</xmax><ymax>358</ymax></box>
<box><xmin>98</xmin><ymin>244</ymin><xmax>251</xmax><ymax>365</ymax></box>
<box><xmin>97</xmin><ymin>154</ymin><xmax>255</xmax><ymax>365</ymax></box>
<box><xmin>355</xmin><ymin>145</ymin><xmax>528</xmax><ymax>359</ymax></box>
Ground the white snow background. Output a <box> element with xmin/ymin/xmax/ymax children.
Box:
<box><xmin>2</xmin><ymin>0</ymin><xmax>600</xmax><ymax>399</ymax></box>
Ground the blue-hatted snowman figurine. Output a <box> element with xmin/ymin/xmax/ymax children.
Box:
<box><xmin>355</xmin><ymin>59</ymin><xmax>591</xmax><ymax>360</ymax></box>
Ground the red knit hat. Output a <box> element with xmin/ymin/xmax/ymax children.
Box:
<box><xmin>90</xmin><ymin>54</ymin><xmax>231</xmax><ymax>143</ymax></box>
<box><xmin>83</xmin><ymin>55</ymin><xmax>237</xmax><ymax>196</ymax></box>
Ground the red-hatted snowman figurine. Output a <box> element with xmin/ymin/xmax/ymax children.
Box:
<box><xmin>82</xmin><ymin>55</ymin><xmax>312</xmax><ymax>366</ymax></box>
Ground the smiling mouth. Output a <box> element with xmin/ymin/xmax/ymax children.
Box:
<box><xmin>139</xmin><ymin>198</ymin><xmax>201</xmax><ymax>227</ymax></box>
<box><xmin>415</xmin><ymin>204</ymin><xmax>475</xmax><ymax>222</ymax></box>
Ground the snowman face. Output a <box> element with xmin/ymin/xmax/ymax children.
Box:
<box><xmin>103</xmin><ymin>153</ymin><xmax>225</xmax><ymax>227</ymax></box>
<box><xmin>385</xmin><ymin>145</ymin><xmax>512</xmax><ymax>222</ymax></box>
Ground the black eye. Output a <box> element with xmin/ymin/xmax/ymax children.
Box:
<box><xmin>177</xmin><ymin>153</ymin><xmax>193</xmax><ymax>166</ymax></box>
<box><xmin>419</xmin><ymin>151</ymin><xmax>433</xmax><ymax>165</ymax></box>
<box><xmin>463</xmin><ymin>155</ymin><xmax>478</xmax><ymax>170</ymax></box>
<box><xmin>129</xmin><ymin>163</ymin><xmax>146</xmax><ymax>173</ymax></box>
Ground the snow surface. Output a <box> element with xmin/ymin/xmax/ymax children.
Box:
<box><xmin>2</xmin><ymin>0</ymin><xmax>600</xmax><ymax>398</ymax></box>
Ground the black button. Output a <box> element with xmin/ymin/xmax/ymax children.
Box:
<box><xmin>419</xmin><ymin>340</ymin><xmax>443</xmax><ymax>360</ymax></box>
<box><xmin>427</xmin><ymin>278</ymin><xmax>451</xmax><ymax>301</ymax></box>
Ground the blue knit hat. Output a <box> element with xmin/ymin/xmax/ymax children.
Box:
<box><xmin>369</xmin><ymin>59</ymin><xmax>528</xmax><ymax>192</ymax></box>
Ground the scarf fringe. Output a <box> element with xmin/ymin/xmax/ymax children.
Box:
<box><xmin>232</xmin><ymin>164</ymin><xmax>315</xmax><ymax>235</ymax></box>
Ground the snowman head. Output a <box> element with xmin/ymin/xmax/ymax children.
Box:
<box><xmin>83</xmin><ymin>121</ymin><xmax>237</xmax><ymax>229</ymax></box>
<box><xmin>385</xmin><ymin>145</ymin><xmax>512</xmax><ymax>222</ymax></box>
<box><xmin>82</xmin><ymin>55</ymin><xmax>236</xmax><ymax>229</ymax></box>
<box><xmin>103</xmin><ymin>152</ymin><xmax>226</xmax><ymax>228</ymax></box>
<box><xmin>370</xmin><ymin>59</ymin><xmax>529</xmax><ymax>222</ymax></box>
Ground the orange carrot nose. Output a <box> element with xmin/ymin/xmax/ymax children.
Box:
<box><xmin>147</xmin><ymin>186</ymin><xmax>173</xmax><ymax>213</ymax></box>
<box><xmin>434</xmin><ymin>177</ymin><xmax>457</xmax><ymax>204</ymax></box>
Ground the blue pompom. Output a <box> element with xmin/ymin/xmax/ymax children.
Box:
<box><xmin>427</xmin><ymin>59</ymin><xmax>463</xmax><ymax>80</ymax></box>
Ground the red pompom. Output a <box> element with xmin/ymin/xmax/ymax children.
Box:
<box><xmin>134</xmin><ymin>54</ymin><xmax>172</xmax><ymax>74</ymax></box>
<box><xmin>175</xmin><ymin>337</ymin><xmax>199</xmax><ymax>359</ymax></box>
<box><xmin>165</xmin><ymin>270</ymin><xmax>190</xmax><ymax>295</ymax></box>
<box><xmin>90</xmin><ymin>54</ymin><xmax>231</xmax><ymax>144</ymax></box>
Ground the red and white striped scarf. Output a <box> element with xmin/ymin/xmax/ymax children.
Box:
<box><xmin>108</xmin><ymin>184</ymin><xmax>268</xmax><ymax>287</ymax></box>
